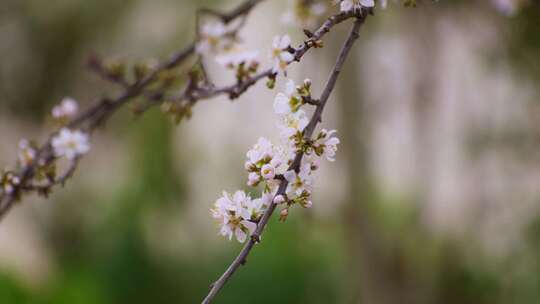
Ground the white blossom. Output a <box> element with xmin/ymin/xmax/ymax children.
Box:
<box><xmin>211</xmin><ymin>191</ymin><xmax>257</xmax><ymax>243</ymax></box>
<box><xmin>248</xmin><ymin>192</ymin><xmax>272</xmax><ymax>218</ymax></box>
<box><xmin>260</xmin><ymin>163</ymin><xmax>276</xmax><ymax>180</ymax></box>
<box><xmin>246</xmin><ymin>137</ymin><xmax>274</xmax><ymax>164</ymax></box>
<box><xmin>314</xmin><ymin>129</ymin><xmax>340</xmax><ymax>161</ymax></box>
<box><xmin>196</xmin><ymin>21</ymin><xmax>234</xmax><ymax>54</ymax></box>
<box><xmin>273</xmin><ymin>79</ymin><xmax>297</xmax><ymax>115</ymax></box>
<box><xmin>52</xmin><ymin>97</ymin><xmax>78</xmax><ymax>120</ymax></box>
<box><xmin>277</xmin><ymin>109</ymin><xmax>309</xmax><ymax>139</ymax></box>
<box><xmin>284</xmin><ymin>162</ymin><xmax>314</xmax><ymax>198</ymax></box>
<box><xmin>270</xmin><ymin>35</ymin><xmax>294</xmax><ymax>74</ymax></box>
<box><xmin>247</xmin><ymin>172</ymin><xmax>260</xmax><ymax>186</ymax></box>
<box><xmin>281</xmin><ymin>0</ymin><xmax>327</xmax><ymax>28</ymax></box>
<box><xmin>211</xmin><ymin>74</ymin><xmax>340</xmax><ymax>238</ymax></box>
<box><xmin>51</xmin><ymin>128</ymin><xmax>90</xmax><ymax>160</ymax></box>
<box><xmin>245</xmin><ymin>137</ymin><xmax>287</xmax><ymax>188</ymax></box>
<box><xmin>274</xmin><ymin>80</ymin><xmax>310</xmax><ymax>141</ymax></box>
<box><xmin>339</xmin><ymin>0</ymin><xmax>375</xmax><ymax>12</ymax></box>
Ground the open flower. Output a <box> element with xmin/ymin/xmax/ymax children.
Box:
<box><xmin>247</xmin><ymin>191</ymin><xmax>272</xmax><ymax>218</ymax></box>
<box><xmin>196</xmin><ymin>21</ymin><xmax>235</xmax><ymax>54</ymax></box>
<box><xmin>51</xmin><ymin>128</ymin><xmax>90</xmax><ymax>160</ymax></box>
<box><xmin>339</xmin><ymin>0</ymin><xmax>375</xmax><ymax>12</ymax></box>
<box><xmin>284</xmin><ymin>162</ymin><xmax>314</xmax><ymax>198</ymax></box>
<box><xmin>273</xmin><ymin>79</ymin><xmax>297</xmax><ymax>115</ymax></box>
<box><xmin>313</xmin><ymin>129</ymin><xmax>340</xmax><ymax>161</ymax></box>
<box><xmin>211</xmin><ymin>191</ymin><xmax>257</xmax><ymax>243</ymax></box>
<box><xmin>246</xmin><ymin>137</ymin><xmax>274</xmax><ymax>164</ymax></box>
<box><xmin>247</xmin><ymin>172</ymin><xmax>260</xmax><ymax>187</ymax></box>
<box><xmin>270</xmin><ymin>35</ymin><xmax>294</xmax><ymax>74</ymax></box>
<box><xmin>281</xmin><ymin>0</ymin><xmax>327</xmax><ymax>28</ymax></box>
<box><xmin>277</xmin><ymin>110</ymin><xmax>309</xmax><ymax>139</ymax></box>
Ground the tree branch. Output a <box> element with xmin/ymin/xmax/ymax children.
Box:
<box><xmin>0</xmin><ymin>0</ymin><xmax>267</xmax><ymax>222</ymax></box>
<box><xmin>136</xmin><ymin>10</ymin><xmax>360</xmax><ymax>117</ymax></box>
<box><xmin>201</xmin><ymin>15</ymin><xmax>367</xmax><ymax>304</ymax></box>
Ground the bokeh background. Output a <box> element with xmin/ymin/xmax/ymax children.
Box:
<box><xmin>1</xmin><ymin>0</ymin><xmax>540</xmax><ymax>303</ymax></box>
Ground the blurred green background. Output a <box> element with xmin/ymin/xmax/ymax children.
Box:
<box><xmin>1</xmin><ymin>0</ymin><xmax>540</xmax><ymax>303</ymax></box>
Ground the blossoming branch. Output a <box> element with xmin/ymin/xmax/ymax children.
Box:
<box><xmin>0</xmin><ymin>1</ymin><xmax>433</xmax><ymax>303</ymax></box>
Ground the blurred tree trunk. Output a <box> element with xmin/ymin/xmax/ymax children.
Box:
<box><xmin>335</xmin><ymin>22</ymin><xmax>426</xmax><ymax>304</ymax></box>
<box><xmin>336</xmin><ymin>32</ymin><xmax>395</xmax><ymax>304</ymax></box>
<box><xmin>407</xmin><ymin>6</ymin><xmax>440</xmax><ymax>215</ymax></box>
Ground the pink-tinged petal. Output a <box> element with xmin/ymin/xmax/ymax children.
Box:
<box><xmin>341</xmin><ymin>0</ymin><xmax>354</xmax><ymax>11</ymax></box>
<box><xmin>360</xmin><ymin>0</ymin><xmax>375</xmax><ymax>7</ymax></box>
<box><xmin>242</xmin><ymin>220</ymin><xmax>257</xmax><ymax>234</ymax></box>
<box><xmin>235</xmin><ymin>228</ymin><xmax>247</xmax><ymax>243</ymax></box>
<box><xmin>284</xmin><ymin>170</ymin><xmax>296</xmax><ymax>182</ymax></box>
<box><xmin>285</xmin><ymin>79</ymin><xmax>295</xmax><ymax>96</ymax></box>
<box><xmin>279</xmin><ymin>35</ymin><xmax>291</xmax><ymax>49</ymax></box>
<box><xmin>272</xmin><ymin>36</ymin><xmax>281</xmax><ymax>49</ymax></box>
<box><xmin>326</xmin><ymin>137</ymin><xmax>340</xmax><ymax>146</ymax></box>
<box><xmin>274</xmin><ymin>93</ymin><xmax>290</xmax><ymax>115</ymax></box>
<box><xmin>280</xmin><ymin>52</ymin><xmax>294</xmax><ymax>63</ymax></box>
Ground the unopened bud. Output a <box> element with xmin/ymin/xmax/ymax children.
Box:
<box><xmin>279</xmin><ymin>208</ymin><xmax>289</xmax><ymax>221</ymax></box>
<box><xmin>247</xmin><ymin>172</ymin><xmax>260</xmax><ymax>186</ymax></box>
<box><xmin>261</xmin><ymin>164</ymin><xmax>276</xmax><ymax>180</ymax></box>
<box><xmin>244</xmin><ymin>161</ymin><xmax>254</xmax><ymax>171</ymax></box>
<box><xmin>303</xmin><ymin>78</ymin><xmax>312</xmax><ymax>89</ymax></box>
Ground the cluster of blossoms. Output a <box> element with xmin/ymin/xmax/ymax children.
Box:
<box><xmin>196</xmin><ymin>20</ymin><xmax>262</xmax><ymax>81</ymax></box>
<box><xmin>211</xmin><ymin>78</ymin><xmax>340</xmax><ymax>242</ymax></box>
<box><xmin>49</xmin><ymin>98</ymin><xmax>91</xmax><ymax>161</ymax></box>
<box><xmin>196</xmin><ymin>17</ymin><xmax>295</xmax><ymax>79</ymax></box>
<box><xmin>1</xmin><ymin>98</ymin><xmax>91</xmax><ymax>199</ymax></box>
<box><xmin>336</xmin><ymin>0</ymin><xmax>421</xmax><ymax>11</ymax></box>
<box><xmin>0</xmin><ymin>171</ymin><xmax>20</xmax><ymax>196</ymax></box>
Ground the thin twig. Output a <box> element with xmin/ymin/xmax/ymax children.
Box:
<box><xmin>201</xmin><ymin>15</ymin><xmax>367</xmax><ymax>304</ymax></box>
<box><xmin>137</xmin><ymin>10</ymin><xmax>359</xmax><ymax>115</ymax></box>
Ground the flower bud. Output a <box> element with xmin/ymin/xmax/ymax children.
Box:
<box><xmin>247</xmin><ymin>172</ymin><xmax>260</xmax><ymax>186</ymax></box>
<box><xmin>279</xmin><ymin>208</ymin><xmax>289</xmax><ymax>222</ymax></box>
<box><xmin>52</xmin><ymin>97</ymin><xmax>79</xmax><ymax>120</ymax></box>
<box><xmin>244</xmin><ymin>161</ymin><xmax>254</xmax><ymax>171</ymax></box>
<box><xmin>304</xmin><ymin>200</ymin><xmax>313</xmax><ymax>208</ymax></box>
<box><xmin>303</xmin><ymin>78</ymin><xmax>312</xmax><ymax>89</ymax></box>
<box><xmin>260</xmin><ymin>164</ymin><xmax>275</xmax><ymax>180</ymax></box>
<box><xmin>310</xmin><ymin>159</ymin><xmax>320</xmax><ymax>171</ymax></box>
